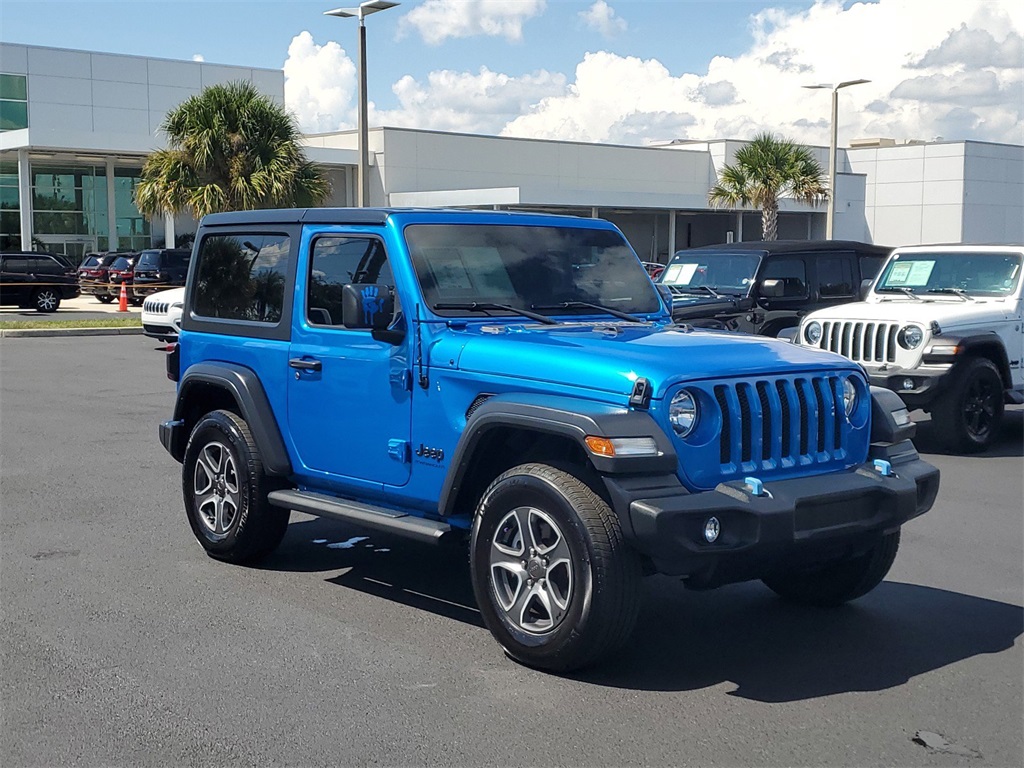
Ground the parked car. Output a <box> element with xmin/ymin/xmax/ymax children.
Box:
<box><xmin>796</xmin><ymin>244</ymin><xmax>1024</xmax><ymax>453</ymax></box>
<box><xmin>159</xmin><ymin>208</ymin><xmax>938</xmax><ymax>672</ymax></box>
<box><xmin>0</xmin><ymin>251</ymin><xmax>80</xmax><ymax>312</ymax></box>
<box><xmin>132</xmin><ymin>249</ymin><xmax>192</xmax><ymax>299</ymax></box>
<box><xmin>78</xmin><ymin>252</ymin><xmax>123</xmax><ymax>303</ymax></box>
<box><xmin>640</xmin><ymin>261</ymin><xmax>665</xmax><ymax>280</ymax></box>
<box><xmin>658</xmin><ymin>240</ymin><xmax>891</xmax><ymax>337</ymax></box>
<box><xmin>107</xmin><ymin>253</ymin><xmax>141</xmax><ymax>306</ymax></box>
<box><xmin>141</xmin><ymin>287</ymin><xmax>185</xmax><ymax>342</ymax></box>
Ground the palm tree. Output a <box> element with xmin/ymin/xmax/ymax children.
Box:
<box><xmin>708</xmin><ymin>133</ymin><xmax>828</xmax><ymax>241</ymax></box>
<box><xmin>135</xmin><ymin>81</ymin><xmax>330</xmax><ymax>219</ymax></box>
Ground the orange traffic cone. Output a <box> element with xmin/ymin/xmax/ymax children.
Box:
<box><xmin>118</xmin><ymin>282</ymin><xmax>128</xmax><ymax>312</ymax></box>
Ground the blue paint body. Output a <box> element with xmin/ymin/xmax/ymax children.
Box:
<box><xmin>177</xmin><ymin>210</ymin><xmax>870</xmax><ymax>529</ymax></box>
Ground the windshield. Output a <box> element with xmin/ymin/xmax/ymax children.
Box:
<box><xmin>111</xmin><ymin>256</ymin><xmax>132</xmax><ymax>270</ymax></box>
<box><xmin>659</xmin><ymin>250</ymin><xmax>761</xmax><ymax>295</ymax></box>
<box><xmin>81</xmin><ymin>256</ymin><xmax>99</xmax><ymax>268</ymax></box>
<box><xmin>137</xmin><ymin>250</ymin><xmax>161</xmax><ymax>269</ymax></box>
<box><xmin>876</xmin><ymin>251</ymin><xmax>1022</xmax><ymax>296</ymax></box>
<box><xmin>405</xmin><ymin>224</ymin><xmax>661</xmax><ymax>317</ymax></box>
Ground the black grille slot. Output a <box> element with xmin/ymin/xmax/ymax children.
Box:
<box><xmin>756</xmin><ymin>382</ymin><xmax>772</xmax><ymax>460</ymax></box>
<box><xmin>715</xmin><ymin>386</ymin><xmax>731</xmax><ymax>464</ymax></box>
<box><xmin>830</xmin><ymin>377</ymin><xmax>843</xmax><ymax>451</ymax></box>
<box><xmin>737</xmin><ymin>385</ymin><xmax>752</xmax><ymax>463</ymax></box>
<box><xmin>795</xmin><ymin>379</ymin><xmax>810</xmax><ymax>456</ymax></box>
<box><xmin>465</xmin><ymin>394</ymin><xmax>493</xmax><ymax>419</ymax></box>
<box><xmin>851</xmin><ymin>324</ymin><xmax>863</xmax><ymax>361</ymax></box>
<box><xmin>886</xmin><ymin>325</ymin><xmax>898</xmax><ymax>362</ymax></box>
<box><xmin>776</xmin><ymin>380</ymin><xmax>791</xmax><ymax>457</ymax></box>
<box><xmin>812</xmin><ymin>378</ymin><xmax>827</xmax><ymax>453</ymax></box>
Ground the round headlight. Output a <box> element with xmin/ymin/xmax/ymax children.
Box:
<box><xmin>669</xmin><ymin>390</ymin><xmax>699</xmax><ymax>437</ymax></box>
<box><xmin>842</xmin><ymin>377</ymin><xmax>858</xmax><ymax>416</ymax></box>
<box><xmin>898</xmin><ymin>324</ymin><xmax>923</xmax><ymax>349</ymax></box>
<box><xmin>804</xmin><ymin>321</ymin><xmax>822</xmax><ymax>345</ymax></box>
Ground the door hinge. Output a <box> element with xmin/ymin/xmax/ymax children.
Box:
<box><xmin>390</xmin><ymin>369</ymin><xmax>412</xmax><ymax>391</ymax></box>
<box><xmin>388</xmin><ymin>439</ymin><xmax>411</xmax><ymax>463</ymax></box>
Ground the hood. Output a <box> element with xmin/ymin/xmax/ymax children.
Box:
<box><xmin>807</xmin><ymin>297</ymin><xmax>1012</xmax><ymax>327</ymax></box>
<box><xmin>436</xmin><ymin>322</ymin><xmax>859</xmax><ymax>399</ymax></box>
<box><xmin>151</xmin><ymin>287</ymin><xmax>186</xmax><ymax>302</ymax></box>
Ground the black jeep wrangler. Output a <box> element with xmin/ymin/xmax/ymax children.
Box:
<box><xmin>658</xmin><ymin>240</ymin><xmax>890</xmax><ymax>337</ymax></box>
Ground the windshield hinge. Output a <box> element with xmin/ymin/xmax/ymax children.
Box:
<box><xmin>629</xmin><ymin>377</ymin><xmax>652</xmax><ymax>409</ymax></box>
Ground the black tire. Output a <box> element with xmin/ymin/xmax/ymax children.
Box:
<box><xmin>96</xmin><ymin>295</ymin><xmax>114</xmax><ymax>304</ymax></box>
<box><xmin>470</xmin><ymin>462</ymin><xmax>641</xmax><ymax>672</ymax></box>
<box><xmin>931</xmin><ymin>357</ymin><xmax>1004</xmax><ymax>453</ymax></box>
<box><xmin>129</xmin><ymin>297</ymin><xmax>143</xmax><ymax>307</ymax></box>
<box><xmin>182</xmin><ymin>409</ymin><xmax>289</xmax><ymax>564</ymax></box>
<box><xmin>762</xmin><ymin>531</ymin><xmax>900</xmax><ymax>607</ymax></box>
<box><xmin>32</xmin><ymin>288</ymin><xmax>61</xmax><ymax>312</ymax></box>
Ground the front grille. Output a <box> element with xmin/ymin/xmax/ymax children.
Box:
<box><xmin>145</xmin><ymin>300</ymin><xmax>170</xmax><ymax>314</ymax></box>
<box><xmin>818</xmin><ymin>321</ymin><xmax>899</xmax><ymax>362</ymax></box>
<box><xmin>713</xmin><ymin>375</ymin><xmax>845</xmax><ymax>470</ymax></box>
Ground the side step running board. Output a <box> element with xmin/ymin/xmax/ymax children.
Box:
<box><xmin>267</xmin><ymin>489</ymin><xmax>452</xmax><ymax>545</ymax></box>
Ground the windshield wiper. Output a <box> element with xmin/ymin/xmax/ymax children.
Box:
<box><xmin>877</xmin><ymin>286</ymin><xmax>923</xmax><ymax>301</ymax></box>
<box><xmin>926</xmin><ymin>287</ymin><xmax>974</xmax><ymax>301</ymax></box>
<box><xmin>433</xmin><ymin>302</ymin><xmax>557</xmax><ymax>325</ymax></box>
<box><xmin>532</xmin><ymin>301</ymin><xmax>644</xmax><ymax>323</ymax></box>
<box><xmin>669</xmin><ymin>285</ymin><xmax>723</xmax><ymax>298</ymax></box>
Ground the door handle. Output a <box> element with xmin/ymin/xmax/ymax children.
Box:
<box><xmin>289</xmin><ymin>357</ymin><xmax>322</xmax><ymax>372</ymax></box>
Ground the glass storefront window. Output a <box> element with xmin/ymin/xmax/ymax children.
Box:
<box><xmin>0</xmin><ymin>159</ymin><xmax>19</xmax><ymax>249</ymax></box>
<box><xmin>0</xmin><ymin>74</ymin><xmax>28</xmax><ymax>132</ymax></box>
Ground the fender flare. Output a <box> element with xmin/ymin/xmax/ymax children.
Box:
<box><xmin>437</xmin><ymin>393</ymin><xmax>677</xmax><ymax>517</ymax></box>
<box><xmin>923</xmin><ymin>331</ymin><xmax>1012</xmax><ymax>387</ymax></box>
<box><xmin>174</xmin><ymin>362</ymin><xmax>291</xmax><ymax>475</ymax></box>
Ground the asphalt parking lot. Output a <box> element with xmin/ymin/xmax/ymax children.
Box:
<box><xmin>1</xmin><ymin>335</ymin><xmax>1021</xmax><ymax>767</ymax></box>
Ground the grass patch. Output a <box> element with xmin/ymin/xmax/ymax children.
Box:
<box><xmin>0</xmin><ymin>317</ymin><xmax>142</xmax><ymax>330</ymax></box>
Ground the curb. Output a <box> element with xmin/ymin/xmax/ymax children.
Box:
<box><xmin>0</xmin><ymin>326</ymin><xmax>145</xmax><ymax>339</ymax></box>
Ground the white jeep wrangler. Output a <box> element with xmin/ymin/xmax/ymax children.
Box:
<box><xmin>795</xmin><ymin>245</ymin><xmax>1023</xmax><ymax>453</ymax></box>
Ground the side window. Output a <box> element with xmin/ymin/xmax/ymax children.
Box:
<box><xmin>2</xmin><ymin>257</ymin><xmax>28</xmax><ymax>273</ymax></box>
<box><xmin>817</xmin><ymin>255</ymin><xmax>855</xmax><ymax>297</ymax></box>
<box><xmin>193</xmin><ymin>233</ymin><xmax>291</xmax><ymax>323</ymax></box>
<box><xmin>759</xmin><ymin>257</ymin><xmax>807</xmax><ymax>298</ymax></box>
<box><xmin>307</xmin><ymin>236</ymin><xmax>393</xmax><ymax>327</ymax></box>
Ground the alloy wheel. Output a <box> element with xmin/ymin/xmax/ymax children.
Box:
<box><xmin>192</xmin><ymin>441</ymin><xmax>241</xmax><ymax>539</ymax></box>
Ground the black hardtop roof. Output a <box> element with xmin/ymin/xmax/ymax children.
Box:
<box><xmin>678</xmin><ymin>240</ymin><xmax>891</xmax><ymax>257</ymax></box>
<box><xmin>199</xmin><ymin>207</ymin><xmax>591</xmax><ymax>227</ymax></box>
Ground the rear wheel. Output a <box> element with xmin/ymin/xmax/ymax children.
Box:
<box><xmin>762</xmin><ymin>532</ymin><xmax>900</xmax><ymax>607</ymax></box>
<box><xmin>932</xmin><ymin>357</ymin><xmax>1004</xmax><ymax>453</ymax></box>
<box><xmin>96</xmin><ymin>295</ymin><xmax>114</xmax><ymax>304</ymax></box>
<box><xmin>182</xmin><ymin>409</ymin><xmax>289</xmax><ymax>564</ymax></box>
<box><xmin>470</xmin><ymin>463</ymin><xmax>641</xmax><ymax>672</ymax></box>
<box><xmin>32</xmin><ymin>288</ymin><xmax>60</xmax><ymax>312</ymax></box>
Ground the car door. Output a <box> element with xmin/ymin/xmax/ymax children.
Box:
<box><xmin>0</xmin><ymin>256</ymin><xmax>31</xmax><ymax>305</ymax></box>
<box><xmin>813</xmin><ymin>252</ymin><xmax>857</xmax><ymax>310</ymax></box>
<box><xmin>753</xmin><ymin>254</ymin><xmax>810</xmax><ymax>335</ymax></box>
<box><xmin>287</xmin><ymin>231</ymin><xmax>412</xmax><ymax>488</ymax></box>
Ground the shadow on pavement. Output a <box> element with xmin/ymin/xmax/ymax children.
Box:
<box><xmin>268</xmin><ymin>519</ymin><xmax>1021</xmax><ymax>701</ymax></box>
<box><xmin>913</xmin><ymin>407</ymin><xmax>1023</xmax><ymax>459</ymax></box>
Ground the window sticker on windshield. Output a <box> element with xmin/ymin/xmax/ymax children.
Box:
<box><xmin>887</xmin><ymin>260</ymin><xmax>934</xmax><ymax>286</ymax></box>
<box><xmin>664</xmin><ymin>263</ymin><xmax>698</xmax><ymax>284</ymax></box>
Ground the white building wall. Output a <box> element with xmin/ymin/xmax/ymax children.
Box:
<box><xmin>961</xmin><ymin>142</ymin><xmax>1024</xmax><ymax>244</ymax></box>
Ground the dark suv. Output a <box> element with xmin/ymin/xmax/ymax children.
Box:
<box><xmin>658</xmin><ymin>240</ymin><xmax>891</xmax><ymax>337</ymax></box>
<box><xmin>107</xmin><ymin>254</ymin><xmax>141</xmax><ymax>306</ymax></box>
<box><xmin>0</xmin><ymin>251</ymin><xmax>80</xmax><ymax>312</ymax></box>
<box><xmin>78</xmin><ymin>252</ymin><xmax>123</xmax><ymax>303</ymax></box>
<box><xmin>132</xmin><ymin>249</ymin><xmax>192</xmax><ymax>298</ymax></box>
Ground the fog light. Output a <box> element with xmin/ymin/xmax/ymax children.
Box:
<box><xmin>902</xmin><ymin>378</ymin><xmax>915</xmax><ymax>391</ymax></box>
<box><xmin>704</xmin><ymin>517</ymin><xmax>720</xmax><ymax>543</ymax></box>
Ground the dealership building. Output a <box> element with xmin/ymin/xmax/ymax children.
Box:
<box><xmin>2</xmin><ymin>42</ymin><xmax>1021</xmax><ymax>262</ymax></box>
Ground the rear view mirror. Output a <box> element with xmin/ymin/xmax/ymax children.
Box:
<box><xmin>760</xmin><ymin>278</ymin><xmax>785</xmax><ymax>298</ymax></box>
<box><xmin>342</xmin><ymin>284</ymin><xmax>395</xmax><ymax>331</ymax></box>
<box><xmin>859</xmin><ymin>278</ymin><xmax>874</xmax><ymax>301</ymax></box>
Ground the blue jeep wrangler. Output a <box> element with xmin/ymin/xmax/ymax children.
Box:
<box><xmin>160</xmin><ymin>208</ymin><xmax>939</xmax><ymax>671</ymax></box>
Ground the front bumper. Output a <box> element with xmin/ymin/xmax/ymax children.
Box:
<box><xmin>868</xmin><ymin>365</ymin><xmax>953</xmax><ymax>409</ymax></box>
<box><xmin>611</xmin><ymin>442</ymin><xmax>939</xmax><ymax>584</ymax></box>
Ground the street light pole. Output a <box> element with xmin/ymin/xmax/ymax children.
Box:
<box><xmin>803</xmin><ymin>79</ymin><xmax>870</xmax><ymax>239</ymax></box>
<box><xmin>325</xmin><ymin>1</ymin><xmax>400</xmax><ymax>207</ymax></box>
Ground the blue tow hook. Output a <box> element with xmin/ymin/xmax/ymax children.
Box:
<box><xmin>744</xmin><ymin>476</ymin><xmax>767</xmax><ymax>497</ymax></box>
<box><xmin>873</xmin><ymin>459</ymin><xmax>894</xmax><ymax>477</ymax></box>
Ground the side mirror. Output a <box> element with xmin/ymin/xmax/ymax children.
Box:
<box><xmin>759</xmin><ymin>278</ymin><xmax>785</xmax><ymax>298</ymax></box>
<box><xmin>859</xmin><ymin>278</ymin><xmax>874</xmax><ymax>301</ymax></box>
<box><xmin>342</xmin><ymin>284</ymin><xmax>395</xmax><ymax>331</ymax></box>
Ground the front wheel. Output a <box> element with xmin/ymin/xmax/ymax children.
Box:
<box><xmin>762</xmin><ymin>531</ymin><xmax>900</xmax><ymax>607</ymax></box>
<box><xmin>470</xmin><ymin>463</ymin><xmax>641</xmax><ymax>672</ymax></box>
<box><xmin>33</xmin><ymin>288</ymin><xmax>61</xmax><ymax>312</ymax></box>
<box><xmin>932</xmin><ymin>357</ymin><xmax>1004</xmax><ymax>453</ymax></box>
<box><xmin>96</xmin><ymin>295</ymin><xmax>114</xmax><ymax>304</ymax></box>
<box><xmin>182</xmin><ymin>409</ymin><xmax>289</xmax><ymax>564</ymax></box>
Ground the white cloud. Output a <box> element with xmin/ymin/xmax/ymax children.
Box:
<box><xmin>398</xmin><ymin>0</ymin><xmax>546</xmax><ymax>45</ymax></box>
<box><xmin>283</xmin><ymin>1</ymin><xmax>1024</xmax><ymax>145</ymax></box>
<box><xmin>191</xmin><ymin>54</ymin><xmax>204</xmax><ymax>62</ymax></box>
<box><xmin>579</xmin><ymin>1</ymin><xmax>627</xmax><ymax>38</ymax></box>
<box><xmin>283</xmin><ymin>31</ymin><xmax>357</xmax><ymax>133</ymax></box>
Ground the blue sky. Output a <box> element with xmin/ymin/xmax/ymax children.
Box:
<box><xmin>2</xmin><ymin>1</ymin><xmax>1021</xmax><ymax>145</ymax></box>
